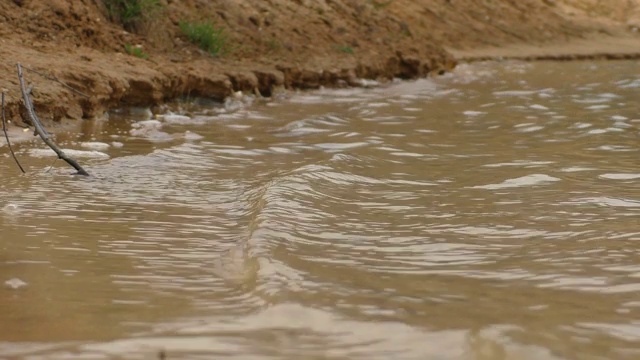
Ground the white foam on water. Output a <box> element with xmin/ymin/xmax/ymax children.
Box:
<box><xmin>4</xmin><ymin>278</ymin><xmax>27</xmax><ymax>289</ymax></box>
<box><xmin>354</xmin><ymin>78</ymin><xmax>380</xmax><ymax>87</ymax></box>
<box><xmin>516</xmin><ymin>125</ymin><xmax>545</xmax><ymax>133</ymax></box>
<box><xmin>572</xmin><ymin>122</ymin><xmax>592</xmax><ymax>129</ymax></box>
<box><xmin>269</xmin><ymin>146</ymin><xmax>293</xmax><ymax>154</ymax></box>
<box><xmin>1</xmin><ymin>203</ymin><xmax>21</xmax><ymax>215</ymax></box>
<box><xmin>587</xmin><ymin>129</ymin><xmax>608</xmax><ymax>135</ymax></box>
<box><xmin>574</xmin><ymin>197</ymin><xmax>640</xmax><ymax>208</ymax></box>
<box><xmin>493</xmin><ymin>90</ymin><xmax>537</xmax><ymax>97</ymax></box>
<box><xmin>529</xmin><ymin>104</ymin><xmax>549</xmax><ymax>110</ymax></box>
<box><xmin>595</xmin><ymin>145</ymin><xmax>634</xmax><ymax>152</ymax></box>
<box><xmin>613</xmin><ymin>121</ymin><xmax>632</xmax><ymax>129</ymax></box>
<box><xmin>599</xmin><ymin>173</ymin><xmax>640</xmax><ymax>180</ymax></box>
<box><xmin>390</xmin><ymin>152</ymin><xmax>424</xmax><ymax>158</ymax></box>
<box><xmin>483</xmin><ymin>161</ymin><xmax>554</xmax><ymax>168</ymax></box>
<box><xmin>586</xmin><ymin>104</ymin><xmax>610</xmax><ymax>110</ymax></box>
<box><xmin>367</xmin><ymin>102</ymin><xmax>390</xmax><ymax>108</ymax></box>
<box><xmin>315</xmin><ymin>142</ymin><xmax>370</xmax><ymax>152</ymax></box>
<box><xmin>619</xmin><ymin>79</ymin><xmax>640</xmax><ymax>88</ymax></box>
<box><xmin>611</xmin><ymin>115</ymin><xmax>628</xmax><ymax>121</ymax></box>
<box><xmin>80</xmin><ymin>142</ymin><xmax>110</xmax><ymax>151</ymax></box>
<box><xmin>472</xmin><ymin>174</ymin><xmax>561</xmax><ymax>190</ymax></box>
<box><xmin>183</xmin><ymin>131</ymin><xmax>204</xmax><ymax>141</ymax></box>
<box><xmin>573</xmin><ymin>98</ymin><xmax>608</xmax><ymax>104</ymax></box>
<box><xmin>161</xmin><ymin>114</ymin><xmax>192</xmax><ymax>124</ymax></box>
<box><xmin>560</xmin><ymin>166</ymin><xmax>595</xmax><ymax>172</ymax></box>
<box><xmin>463</xmin><ymin>110</ymin><xmax>486</xmax><ymax>117</ymax></box>
<box><xmin>130</xmin><ymin>120</ymin><xmax>174</xmax><ymax>142</ymax></box>
<box><xmin>29</xmin><ymin>148</ymin><xmax>110</xmax><ymax>159</ymax></box>
<box><xmin>132</xmin><ymin>119</ymin><xmax>162</xmax><ymax>129</ymax></box>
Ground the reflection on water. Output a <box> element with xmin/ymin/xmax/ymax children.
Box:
<box><xmin>1</xmin><ymin>60</ymin><xmax>639</xmax><ymax>359</ymax></box>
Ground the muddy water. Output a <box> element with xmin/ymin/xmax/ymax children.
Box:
<box><xmin>1</xmin><ymin>60</ymin><xmax>639</xmax><ymax>359</ymax></box>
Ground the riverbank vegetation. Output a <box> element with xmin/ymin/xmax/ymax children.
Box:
<box><xmin>179</xmin><ymin>21</ymin><xmax>228</xmax><ymax>57</ymax></box>
<box><xmin>124</xmin><ymin>43</ymin><xmax>149</xmax><ymax>59</ymax></box>
<box><xmin>103</xmin><ymin>0</ymin><xmax>162</xmax><ymax>33</ymax></box>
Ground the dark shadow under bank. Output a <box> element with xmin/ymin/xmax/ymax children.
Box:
<box><xmin>456</xmin><ymin>52</ymin><xmax>640</xmax><ymax>63</ymax></box>
<box><xmin>5</xmin><ymin>36</ymin><xmax>640</xmax><ymax>128</ymax></box>
<box><xmin>1</xmin><ymin>50</ymin><xmax>456</xmax><ymax>127</ymax></box>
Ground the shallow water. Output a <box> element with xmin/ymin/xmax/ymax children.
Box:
<box><xmin>1</xmin><ymin>60</ymin><xmax>639</xmax><ymax>360</ymax></box>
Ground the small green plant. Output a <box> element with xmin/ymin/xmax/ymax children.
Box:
<box><xmin>125</xmin><ymin>43</ymin><xmax>149</xmax><ymax>59</ymax></box>
<box><xmin>179</xmin><ymin>21</ymin><xmax>228</xmax><ymax>56</ymax></box>
<box><xmin>103</xmin><ymin>0</ymin><xmax>162</xmax><ymax>32</ymax></box>
<box><xmin>368</xmin><ymin>0</ymin><xmax>393</xmax><ymax>9</ymax></box>
<box><xmin>266</xmin><ymin>37</ymin><xmax>280</xmax><ymax>51</ymax></box>
<box><xmin>336</xmin><ymin>45</ymin><xmax>354</xmax><ymax>54</ymax></box>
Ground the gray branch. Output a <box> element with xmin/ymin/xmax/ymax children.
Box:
<box><xmin>2</xmin><ymin>91</ymin><xmax>26</xmax><ymax>173</ymax></box>
<box><xmin>17</xmin><ymin>63</ymin><xmax>89</xmax><ymax>176</ymax></box>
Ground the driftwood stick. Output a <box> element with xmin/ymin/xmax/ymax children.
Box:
<box><xmin>2</xmin><ymin>91</ymin><xmax>26</xmax><ymax>173</ymax></box>
<box><xmin>16</xmin><ymin>63</ymin><xmax>89</xmax><ymax>176</ymax></box>
<box><xmin>24</xmin><ymin>66</ymin><xmax>90</xmax><ymax>99</ymax></box>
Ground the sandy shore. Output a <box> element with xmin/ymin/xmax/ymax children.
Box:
<box><xmin>0</xmin><ymin>0</ymin><xmax>639</xmax><ymax>126</ymax></box>
<box><xmin>450</xmin><ymin>35</ymin><xmax>640</xmax><ymax>61</ymax></box>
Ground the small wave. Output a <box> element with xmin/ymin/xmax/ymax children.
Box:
<box><xmin>585</xmin><ymin>104</ymin><xmax>610</xmax><ymax>110</ymax></box>
<box><xmin>463</xmin><ymin>110</ymin><xmax>486</xmax><ymax>117</ymax></box>
<box><xmin>472</xmin><ymin>174</ymin><xmax>561</xmax><ymax>190</ymax></box>
<box><xmin>493</xmin><ymin>90</ymin><xmax>537</xmax><ymax>97</ymax></box>
<box><xmin>570</xmin><ymin>197</ymin><xmax>640</xmax><ymax>208</ymax></box>
<box><xmin>529</xmin><ymin>104</ymin><xmax>549</xmax><ymax>110</ymax></box>
<box><xmin>211</xmin><ymin>244</ymin><xmax>259</xmax><ymax>282</ymax></box>
<box><xmin>129</xmin><ymin>120</ymin><xmax>175</xmax><ymax>142</ymax></box>
<box><xmin>161</xmin><ymin>114</ymin><xmax>192</xmax><ymax>124</ymax></box>
<box><xmin>599</xmin><ymin>173</ymin><xmax>640</xmax><ymax>180</ymax></box>
<box><xmin>1</xmin><ymin>203</ymin><xmax>21</xmax><ymax>216</ymax></box>
<box><xmin>80</xmin><ymin>142</ymin><xmax>110</xmax><ymax>151</ymax></box>
<box><xmin>4</xmin><ymin>278</ymin><xmax>27</xmax><ymax>289</ymax></box>
<box><xmin>483</xmin><ymin>160</ymin><xmax>554</xmax><ymax>168</ymax></box>
<box><xmin>29</xmin><ymin>148</ymin><xmax>109</xmax><ymax>159</ymax></box>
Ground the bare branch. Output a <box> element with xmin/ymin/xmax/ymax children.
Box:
<box><xmin>2</xmin><ymin>91</ymin><xmax>26</xmax><ymax>174</ymax></box>
<box><xmin>17</xmin><ymin>63</ymin><xmax>89</xmax><ymax>176</ymax></box>
<box><xmin>24</xmin><ymin>66</ymin><xmax>90</xmax><ymax>99</ymax></box>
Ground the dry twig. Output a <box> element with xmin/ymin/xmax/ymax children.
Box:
<box><xmin>17</xmin><ymin>63</ymin><xmax>89</xmax><ymax>176</ymax></box>
<box><xmin>24</xmin><ymin>66</ymin><xmax>90</xmax><ymax>99</ymax></box>
<box><xmin>1</xmin><ymin>91</ymin><xmax>26</xmax><ymax>174</ymax></box>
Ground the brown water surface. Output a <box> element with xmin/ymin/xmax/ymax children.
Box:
<box><xmin>1</xmin><ymin>61</ymin><xmax>639</xmax><ymax>359</ymax></box>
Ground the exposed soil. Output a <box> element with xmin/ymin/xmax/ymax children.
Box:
<box><xmin>1</xmin><ymin>0</ymin><xmax>639</xmax><ymax>125</ymax></box>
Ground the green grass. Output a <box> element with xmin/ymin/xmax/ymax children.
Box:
<box><xmin>266</xmin><ymin>37</ymin><xmax>280</xmax><ymax>51</ymax></box>
<box><xmin>179</xmin><ymin>21</ymin><xmax>228</xmax><ymax>56</ymax></box>
<box><xmin>335</xmin><ymin>45</ymin><xmax>354</xmax><ymax>54</ymax></box>
<box><xmin>125</xmin><ymin>43</ymin><xmax>149</xmax><ymax>59</ymax></box>
<box><xmin>103</xmin><ymin>0</ymin><xmax>162</xmax><ymax>32</ymax></box>
<box><xmin>368</xmin><ymin>0</ymin><xmax>393</xmax><ymax>9</ymax></box>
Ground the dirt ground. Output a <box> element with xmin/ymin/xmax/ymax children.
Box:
<box><xmin>0</xmin><ymin>0</ymin><xmax>639</xmax><ymax>125</ymax></box>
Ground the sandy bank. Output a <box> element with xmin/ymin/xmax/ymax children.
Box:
<box><xmin>450</xmin><ymin>35</ymin><xmax>640</xmax><ymax>61</ymax></box>
<box><xmin>0</xmin><ymin>0</ymin><xmax>639</xmax><ymax>126</ymax></box>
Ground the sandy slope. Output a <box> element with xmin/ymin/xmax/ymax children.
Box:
<box><xmin>0</xmin><ymin>0</ymin><xmax>638</xmax><ymax>124</ymax></box>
